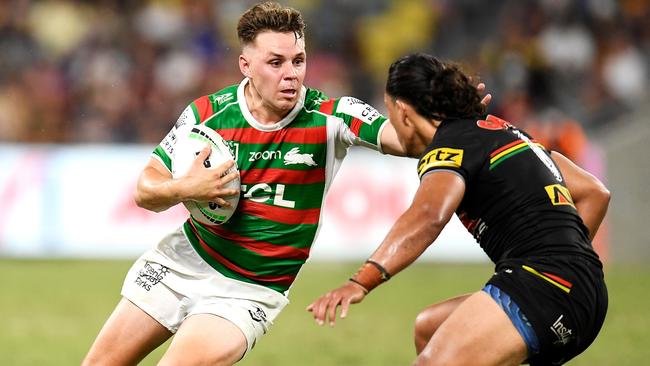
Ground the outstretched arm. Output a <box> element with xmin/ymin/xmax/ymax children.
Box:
<box><xmin>379</xmin><ymin>122</ymin><xmax>408</xmax><ymax>156</ymax></box>
<box><xmin>306</xmin><ymin>171</ymin><xmax>465</xmax><ymax>325</ymax></box>
<box><xmin>134</xmin><ymin>145</ymin><xmax>239</xmax><ymax>213</ymax></box>
<box><xmin>551</xmin><ymin>151</ymin><xmax>610</xmax><ymax>240</ymax></box>
<box><xmin>365</xmin><ymin>171</ymin><xmax>465</xmax><ymax>276</ymax></box>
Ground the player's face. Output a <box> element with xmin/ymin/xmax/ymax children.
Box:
<box><xmin>384</xmin><ymin>93</ymin><xmax>426</xmax><ymax>157</ymax></box>
<box><xmin>240</xmin><ymin>31</ymin><xmax>306</xmax><ymax>114</ymax></box>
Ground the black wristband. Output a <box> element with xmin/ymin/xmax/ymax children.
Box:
<box><xmin>366</xmin><ymin>259</ymin><xmax>391</xmax><ymax>281</ymax></box>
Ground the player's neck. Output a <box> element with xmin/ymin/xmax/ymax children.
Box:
<box><xmin>412</xmin><ymin>114</ymin><xmax>438</xmax><ymax>142</ymax></box>
<box><xmin>244</xmin><ymin>83</ymin><xmax>291</xmax><ymax>125</ymax></box>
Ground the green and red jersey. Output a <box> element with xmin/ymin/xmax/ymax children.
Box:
<box><xmin>153</xmin><ymin>78</ymin><xmax>388</xmax><ymax>293</ymax></box>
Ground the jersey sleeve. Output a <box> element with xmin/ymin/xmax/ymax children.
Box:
<box><xmin>417</xmin><ymin>122</ymin><xmax>486</xmax><ymax>183</ymax></box>
<box><xmin>318</xmin><ymin>96</ymin><xmax>388</xmax><ymax>152</ymax></box>
<box><xmin>152</xmin><ymin>95</ymin><xmax>214</xmax><ymax>171</ymax></box>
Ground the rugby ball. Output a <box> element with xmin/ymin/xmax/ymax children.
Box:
<box><xmin>172</xmin><ymin>124</ymin><xmax>240</xmax><ymax>225</ymax></box>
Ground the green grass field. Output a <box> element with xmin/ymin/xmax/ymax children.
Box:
<box><xmin>1</xmin><ymin>259</ymin><xmax>648</xmax><ymax>365</ymax></box>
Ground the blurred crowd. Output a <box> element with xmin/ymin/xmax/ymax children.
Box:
<box><xmin>0</xmin><ymin>0</ymin><xmax>648</xmax><ymax>163</ymax></box>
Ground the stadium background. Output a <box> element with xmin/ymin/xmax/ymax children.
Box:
<box><xmin>0</xmin><ymin>0</ymin><xmax>648</xmax><ymax>364</ymax></box>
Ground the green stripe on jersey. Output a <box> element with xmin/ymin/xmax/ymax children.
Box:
<box><xmin>193</xmin><ymin>224</ymin><xmax>305</xmax><ymax>269</ymax></box>
<box><xmin>490</xmin><ymin>145</ymin><xmax>531</xmax><ymax>170</ymax></box>
<box><xmin>190</xmin><ymin>103</ymin><xmax>200</xmax><ymax>123</ymax></box>
<box><xmin>205</xmin><ymin>106</ymin><xmax>247</xmax><ymax>129</ymax></box>
<box><xmin>236</xmin><ymin>143</ymin><xmax>326</xmax><ymax>171</ymax></box>
<box><xmin>358</xmin><ymin>116</ymin><xmax>387</xmax><ymax>146</ymax></box>
<box><xmin>286</xmin><ymin>112</ymin><xmax>329</xmax><ymax>128</ymax></box>
<box><xmin>222</xmin><ymin>215</ymin><xmax>318</xmax><ymax>248</ymax></box>
<box><xmin>153</xmin><ymin>146</ymin><xmax>172</xmax><ymax>171</ymax></box>
<box><xmin>187</xmin><ymin>234</ymin><xmax>290</xmax><ymax>291</ymax></box>
<box><xmin>184</xmin><ymin>222</ymin><xmax>301</xmax><ymax>293</ymax></box>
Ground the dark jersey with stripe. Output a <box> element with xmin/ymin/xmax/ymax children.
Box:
<box><xmin>417</xmin><ymin>114</ymin><xmax>601</xmax><ymax>266</ymax></box>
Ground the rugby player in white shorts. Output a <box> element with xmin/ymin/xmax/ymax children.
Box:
<box><xmin>81</xmin><ymin>2</ymin><xmax>417</xmax><ymax>365</ymax></box>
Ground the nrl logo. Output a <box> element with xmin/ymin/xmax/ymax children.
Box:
<box><xmin>284</xmin><ymin>147</ymin><xmax>317</xmax><ymax>166</ymax></box>
<box><xmin>214</xmin><ymin>93</ymin><xmax>234</xmax><ymax>105</ymax></box>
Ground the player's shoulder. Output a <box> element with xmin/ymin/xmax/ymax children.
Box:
<box><xmin>302</xmin><ymin>87</ymin><xmax>363</xmax><ymax>115</ymax></box>
<box><xmin>307</xmin><ymin>92</ymin><xmax>384</xmax><ymax>127</ymax></box>
<box><xmin>185</xmin><ymin>84</ymin><xmax>240</xmax><ymax>124</ymax></box>
<box><xmin>205</xmin><ymin>84</ymin><xmax>240</xmax><ymax>111</ymax></box>
<box><xmin>303</xmin><ymin>87</ymin><xmax>330</xmax><ymax>112</ymax></box>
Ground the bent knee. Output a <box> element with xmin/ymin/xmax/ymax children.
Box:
<box><xmin>414</xmin><ymin>307</ymin><xmax>449</xmax><ymax>354</ymax></box>
<box><xmin>414</xmin><ymin>310</ymin><xmax>430</xmax><ymax>333</ymax></box>
<box><xmin>414</xmin><ymin>306</ymin><xmax>448</xmax><ymax>340</ymax></box>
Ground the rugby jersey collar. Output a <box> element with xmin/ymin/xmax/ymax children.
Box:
<box><xmin>237</xmin><ymin>78</ymin><xmax>306</xmax><ymax>132</ymax></box>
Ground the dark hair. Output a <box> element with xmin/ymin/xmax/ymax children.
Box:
<box><xmin>386</xmin><ymin>53</ymin><xmax>486</xmax><ymax>120</ymax></box>
<box><xmin>237</xmin><ymin>2</ymin><xmax>305</xmax><ymax>45</ymax></box>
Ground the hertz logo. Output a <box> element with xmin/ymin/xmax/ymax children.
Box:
<box><xmin>545</xmin><ymin>184</ymin><xmax>575</xmax><ymax>207</ymax></box>
<box><xmin>418</xmin><ymin>148</ymin><xmax>464</xmax><ymax>177</ymax></box>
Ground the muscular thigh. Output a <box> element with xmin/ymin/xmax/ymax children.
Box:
<box><xmin>417</xmin><ymin>291</ymin><xmax>528</xmax><ymax>366</ymax></box>
<box><xmin>159</xmin><ymin>314</ymin><xmax>247</xmax><ymax>366</ymax></box>
<box><xmin>83</xmin><ymin>298</ymin><xmax>172</xmax><ymax>366</ymax></box>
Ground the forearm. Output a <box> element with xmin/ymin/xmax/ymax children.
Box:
<box><xmin>379</xmin><ymin>122</ymin><xmax>408</xmax><ymax>157</ymax></box>
<box><xmin>574</xmin><ymin>188</ymin><xmax>610</xmax><ymax>240</ymax></box>
<box><xmin>371</xmin><ymin>207</ymin><xmax>444</xmax><ymax>275</ymax></box>
<box><xmin>134</xmin><ymin>166</ymin><xmax>185</xmax><ymax>213</ymax></box>
<box><xmin>551</xmin><ymin>151</ymin><xmax>611</xmax><ymax>240</ymax></box>
<box><xmin>351</xmin><ymin>205</ymin><xmax>447</xmax><ymax>293</ymax></box>
<box><xmin>350</xmin><ymin>171</ymin><xmax>464</xmax><ymax>293</ymax></box>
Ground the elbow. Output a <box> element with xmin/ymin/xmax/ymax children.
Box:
<box><xmin>133</xmin><ymin>189</ymin><xmax>161</xmax><ymax>213</ymax></box>
<box><xmin>578</xmin><ymin>180</ymin><xmax>611</xmax><ymax>215</ymax></box>
<box><xmin>596</xmin><ymin>184</ymin><xmax>611</xmax><ymax>209</ymax></box>
<box><xmin>133</xmin><ymin>190</ymin><xmax>149</xmax><ymax>210</ymax></box>
<box><xmin>589</xmin><ymin>177</ymin><xmax>611</xmax><ymax>208</ymax></box>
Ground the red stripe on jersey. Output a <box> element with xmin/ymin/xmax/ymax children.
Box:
<box><xmin>238</xmin><ymin>200</ymin><xmax>321</xmax><ymax>225</ymax></box>
<box><xmin>318</xmin><ymin>100</ymin><xmax>335</xmax><ymax>115</ymax></box>
<box><xmin>203</xmin><ymin>225</ymin><xmax>310</xmax><ymax>260</ymax></box>
<box><xmin>218</xmin><ymin>126</ymin><xmax>327</xmax><ymax>145</ymax></box>
<box><xmin>189</xmin><ymin>221</ymin><xmax>296</xmax><ymax>285</ymax></box>
<box><xmin>194</xmin><ymin>96</ymin><xmax>213</xmax><ymax>123</ymax></box>
<box><xmin>350</xmin><ymin>118</ymin><xmax>363</xmax><ymax>137</ymax></box>
<box><xmin>541</xmin><ymin>271</ymin><xmax>573</xmax><ymax>288</ymax></box>
<box><xmin>490</xmin><ymin>139</ymin><xmax>524</xmax><ymax>158</ymax></box>
<box><xmin>240</xmin><ymin>168</ymin><xmax>325</xmax><ymax>185</ymax></box>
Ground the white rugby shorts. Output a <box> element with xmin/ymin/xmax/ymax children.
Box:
<box><xmin>121</xmin><ymin>226</ymin><xmax>289</xmax><ymax>355</ymax></box>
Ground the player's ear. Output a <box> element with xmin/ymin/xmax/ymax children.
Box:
<box><xmin>239</xmin><ymin>54</ymin><xmax>251</xmax><ymax>78</ymax></box>
<box><xmin>396</xmin><ymin>100</ymin><xmax>415</xmax><ymax>127</ymax></box>
<box><xmin>391</xmin><ymin>99</ymin><xmax>406</xmax><ymax>126</ymax></box>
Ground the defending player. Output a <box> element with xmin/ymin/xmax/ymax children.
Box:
<box><xmin>307</xmin><ymin>53</ymin><xmax>610</xmax><ymax>365</ymax></box>
<box><xmin>82</xmin><ymin>2</ymin><xmax>409</xmax><ymax>365</ymax></box>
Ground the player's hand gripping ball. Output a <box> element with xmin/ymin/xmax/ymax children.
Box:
<box><xmin>172</xmin><ymin>124</ymin><xmax>240</xmax><ymax>225</ymax></box>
